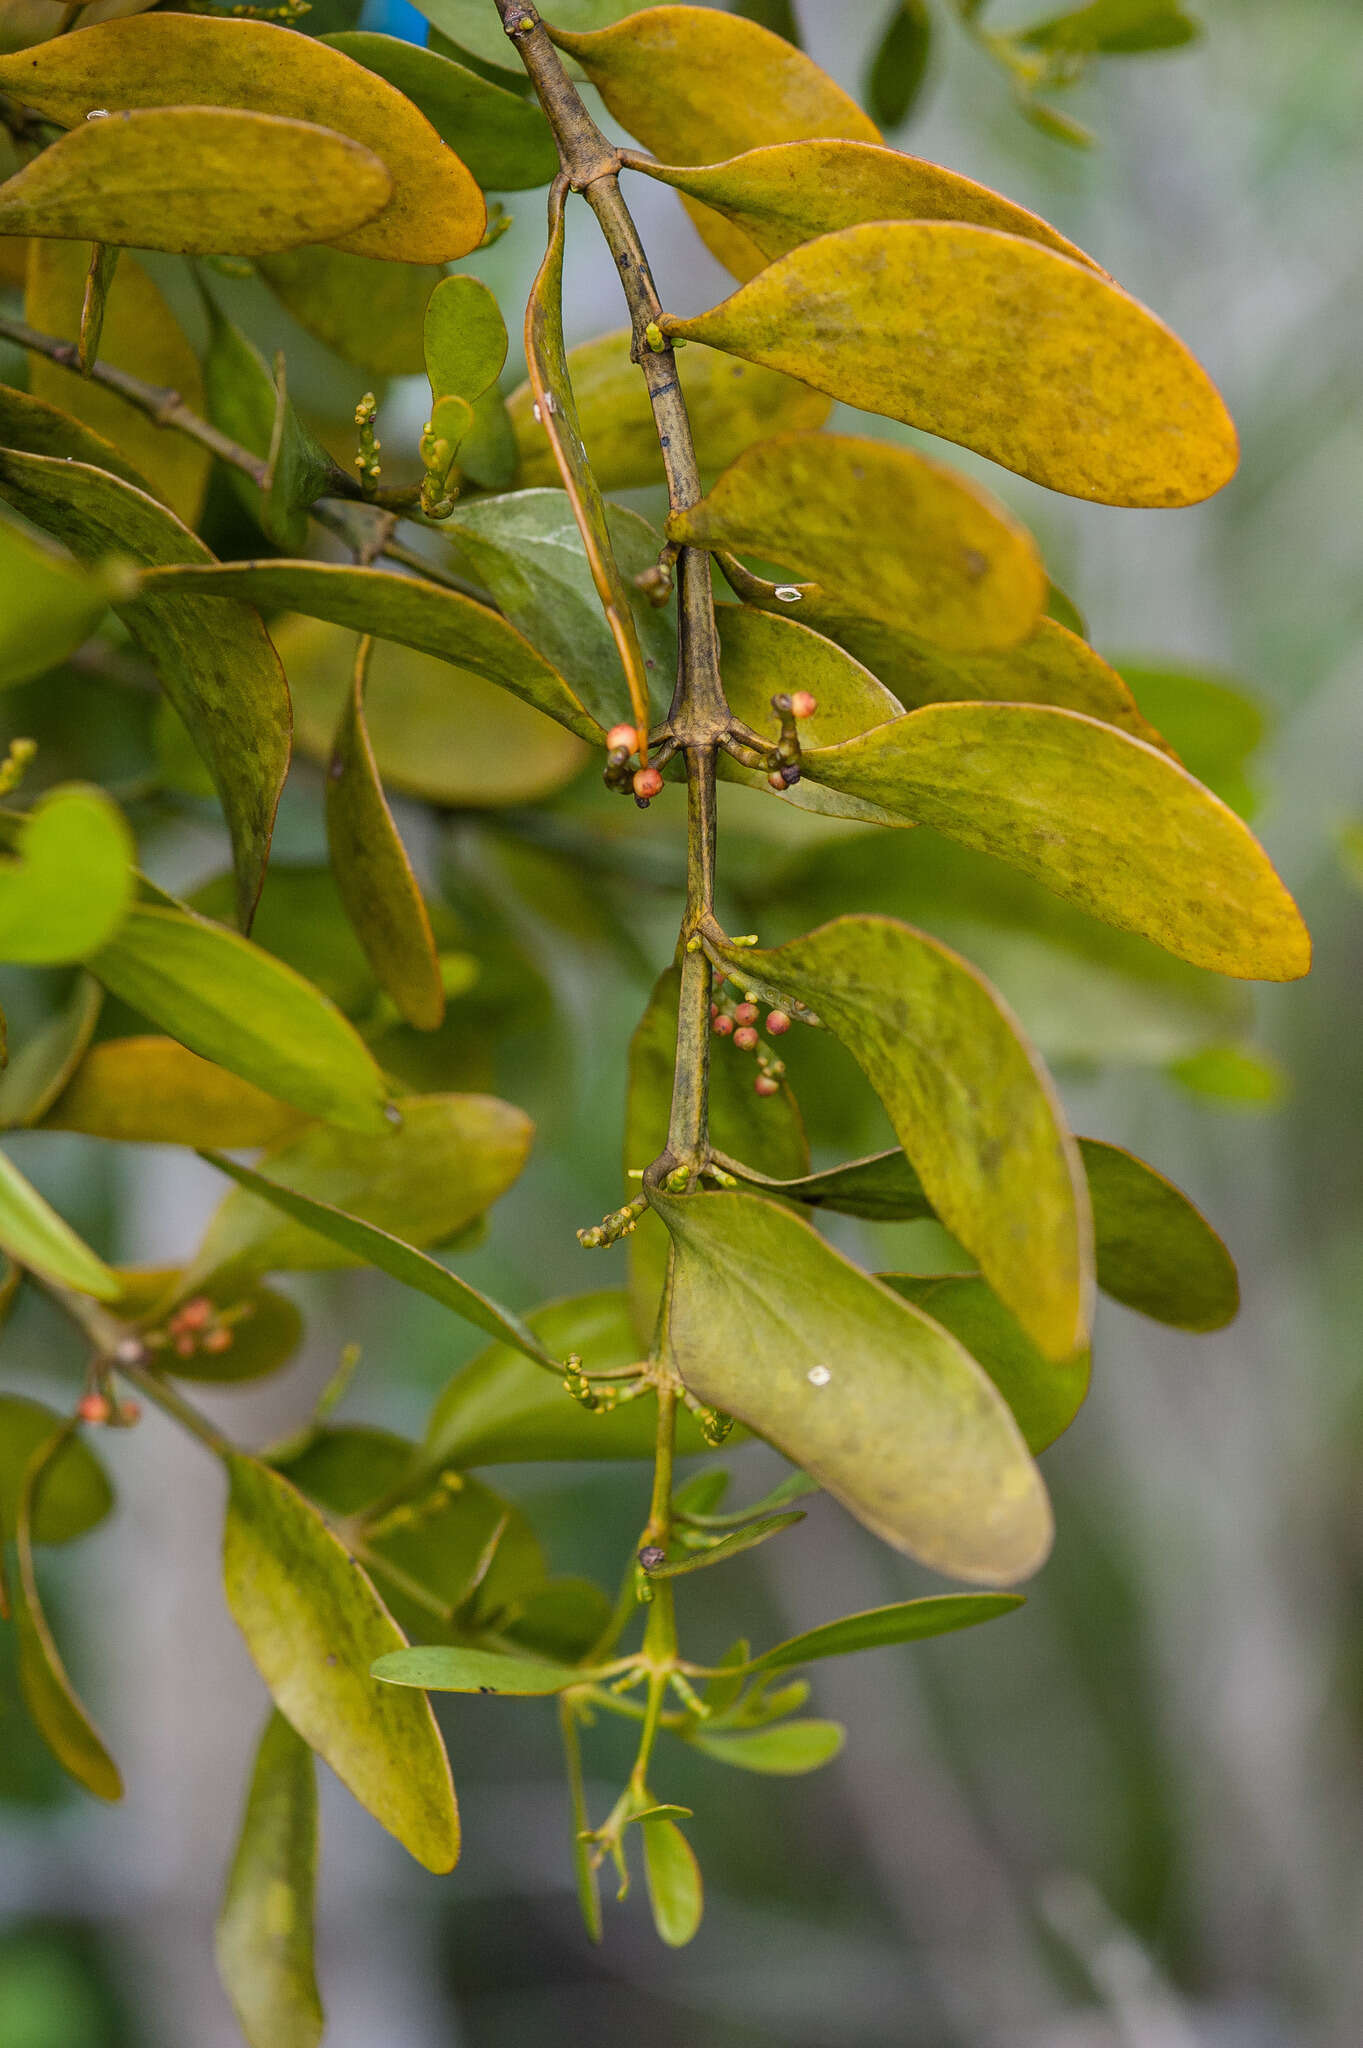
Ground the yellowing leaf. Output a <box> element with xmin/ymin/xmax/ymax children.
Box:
<box><xmin>0</xmin><ymin>1145</ymin><xmax>119</xmax><ymax>1298</ymax></box>
<box><xmin>326</xmin><ymin>638</ymin><xmax>444</xmax><ymax>1032</ymax></box>
<box><xmin>799</xmin><ymin>704</ymin><xmax>1311</xmax><ymax>979</ymax></box>
<box><xmin>41</xmin><ymin>1036</ymin><xmax>302</xmax><ymax>1147</ymax></box>
<box><xmin>215</xmin><ymin>1711</ymin><xmax>323</xmax><ymax>2048</ymax></box>
<box><xmin>670</xmin><ymin>433</ymin><xmax>1045</xmax><ymax>654</ymax></box>
<box><xmin>0</xmin><ymin>783</ymin><xmax>133</xmax><ymax>964</ymax></box>
<box><xmin>0</xmin><ymin>14</ymin><xmax>485</xmax><ymax>263</ymax></box>
<box><xmin>657</xmin><ymin>1189</ymin><xmax>1053</xmax><ymax>1583</ymax></box>
<box><xmin>222</xmin><ymin>1453</ymin><xmax>459</xmax><ymax>1871</ymax></box>
<box><xmin>506</xmin><ymin>329</ymin><xmax>828</xmax><ymax>491</ymax></box>
<box><xmin>662</xmin><ymin>223</ymin><xmax>1239</xmax><ymax>507</ymax></box>
<box><xmin>26</xmin><ymin>239</ymin><xmax>209</xmax><ymax>525</ymax></box>
<box><xmin>0</xmin><ymin>450</ymin><xmax>290</xmax><ymax>925</ymax></box>
<box><xmin>709</xmin><ymin>916</ymin><xmax>1091</xmax><ymax>1360</ymax></box>
<box><xmin>0</xmin><ymin>106</ymin><xmax>391</xmax><ymax>253</ymax></box>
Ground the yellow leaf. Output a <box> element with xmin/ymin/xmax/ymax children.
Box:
<box><xmin>0</xmin><ymin>106</ymin><xmax>391</xmax><ymax>253</ymax></box>
<box><xmin>41</xmin><ymin>1036</ymin><xmax>303</xmax><ymax>1147</ymax></box>
<box><xmin>26</xmin><ymin>238</ymin><xmax>209</xmax><ymax>525</ymax></box>
<box><xmin>662</xmin><ymin>223</ymin><xmax>1239</xmax><ymax>507</ymax></box>
<box><xmin>0</xmin><ymin>14</ymin><xmax>485</xmax><ymax>263</ymax></box>
<box><xmin>669</xmin><ymin>432</ymin><xmax>1045</xmax><ymax>654</ymax></box>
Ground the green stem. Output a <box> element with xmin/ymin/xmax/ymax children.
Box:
<box><xmin>117</xmin><ymin>1359</ymin><xmax>235</xmax><ymax>1460</ymax></box>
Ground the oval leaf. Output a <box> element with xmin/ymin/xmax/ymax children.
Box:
<box><xmin>42</xmin><ymin>1035</ymin><xmax>302</xmax><ymax>1148</ymax></box>
<box><xmin>662</xmin><ymin>222</ymin><xmax>1239</xmax><ymax>506</ymax></box>
<box><xmin>371</xmin><ymin>1645</ymin><xmax>584</xmax><ymax>1694</ymax></box>
<box><xmin>0</xmin><ymin>15</ymin><xmax>485</xmax><ymax>263</ymax></box>
<box><xmin>690</xmin><ymin>1720</ymin><xmax>844</xmax><ymax>1775</ymax></box>
<box><xmin>0</xmin><ymin>783</ymin><xmax>133</xmax><ymax>964</ymax></box>
<box><xmin>1081</xmin><ymin>1137</ymin><xmax>1239</xmax><ymax>1330</ymax></box>
<box><xmin>799</xmin><ymin>704</ymin><xmax>1311</xmax><ymax>979</ymax></box>
<box><xmin>222</xmin><ymin>1452</ymin><xmax>459</xmax><ymax>1871</ymax></box>
<box><xmin>424</xmin><ymin>273</ymin><xmax>508</xmax><ymax>406</ymax></box>
<box><xmin>880</xmin><ymin>1275</ymin><xmax>1089</xmax><ymax>1452</ymax></box>
<box><xmin>0</xmin><ymin>1146</ymin><xmax>119</xmax><ymax>1298</ymax></box>
<box><xmin>656</xmin><ymin>1190</ymin><xmax>1054</xmax><ymax>1583</ymax></box>
<box><xmin>709</xmin><ymin>916</ymin><xmax>1091</xmax><ymax>1361</ymax></box>
<box><xmin>0</xmin><ymin>105</ymin><xmax>391</xmax><ymax>253</ymax></box>
<box><xmin>640</xmin><ymin>1814</ymin><xmax>704</xmax><ymax>1948</ymax></box>
<box><xmin>670</xmin><ymin>432</ymin><xmax>1045</xmax><ymax>654</ymax></box>
<box><xmin>645</xmin><ymin>1511</ymin><xmax>805</xmax><ymax>1578</ymax></box>
<box><xmin>215</xmin><ymin>1710</ymin><xmax>323</xmax><ymax>2048</ymax></box>
<box><xmin>0</xmin><ymin>1394</ymin><xmax>113</xmax><ymax>1544</ymax></box>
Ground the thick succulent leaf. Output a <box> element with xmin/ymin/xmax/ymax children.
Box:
<box><xmin>690</xmin><ymin>1721</ymin><xmax>844</xmax><ymax>1775</ymax></box>
<box><xmin>222</xmin><ymin>1453</ymin><xmax>459</xmax><ymax>1871</ymax></box>
<box><xmin>740</xmin><ymin>1593</ymin><xmax>1023</xmax><ymax>1674</ymax></box>
<box><xmin>371</xmin><ymin>1645</ymin><xmax>586</xmax><ymax>1694</ymax></box>
<box><xmin>1079</xmin><ymin>1138</ymin><xmax>1239</xmax><ymax>1329</ymax></box>
<box><xmin>799</xmin><ymin>704</ymin><xmax>1310</xmax><ymax>978</ymax></box>
<box><xmin>882</xmin><ymin>1275</ymin><xmax>1089</xmax><ymax>1451</ymax></box>
<box><xmin>255</xmin><ymin>246</ymin><xmax>439</xmax><ymax>378</ymax></box>
<box><xmin>635</xmin><ymin>137</ymin><xmax>1100</xmax><ymax>273</ymax></box>
<box><xmin>709</xmin><ymin>916</ymin><xmax>1091</xmax><ymax>1360</ymax></box>
<box><xmin>0</xmin><ymin>451</ymin><xmax>289</xmax><ymax>925</ymax></box>
<box><xmin>641</xmin><ymin>1816</ymin><xmax>704</xmax><ymax>1948</ymax></box>
<box><xmin>322</xmin><ymin>31</ymin><xmax>558</xmax><ymax>190</ymax></box>
<box><xmin>506</xmin><ymin>329</ymin><xmax>828</xmax><ymax>491</ymax></box>
<box><xmin>0</xmin><ymin>1394</ymin><xmax>112</xmax><ymax>1543</ymax></box>
<box><xmin>192</xmin><ymin>1094</ymin><xmax>530</xmax><ymax>1276</ymax></box>
<box><xmin>326</xmin><ymin>638</ymin><xmax>444</xmax><ymax>1031</ymax></box>
<box><xmin>41</xmin><ymin>1036</ymin><xmax>301</xmax><ymax>1147</ymax></box>
<box><xmin>197</xmin><ymin>1149</ymin><xmax>556</xmax><ymax>1372</ymax></box>
<box><xmin>657</xmin><ymin>1190</ymin><xmax>1053</xmax><ymax>1582</ymax></box>
<box><xmin>0</xmin><ymin>974</ymin><xmax>102</xmax><ymax>1129</ymax></box>
<box><xmin>662</xmin><ymin>223</ymin><xmax>1239</xmax><ymax>506</ymax></box>
<box><xmin>523</xmin><ymin>181</ymin><xmax>652</xmax><ymax>739</ymax></box>
<box><xmin>670</xmin><ymin>433</ymin><xmax>1045</xmax><ymax>654</ymax></box>
<box><xmin>0</xmin><ymin>783</ymin><xmax>133</xmax><ymax>964</ymax></box>
<box><xmin>0</xmin><ymin>105</ymin><xmax>390</xmax><ymax>252</ymax></box>
<box><xmin>202</xmin><ymin>300</ymin><xmax>335</xmax><ymax>554</ymax></box>
<box><xmin>423</xmin><ymin>1289</ymin><xmax>713</xmax><ymax>1465</ymax></box>
<box><xmin>215</xmin><ymin>1711</ymin><xmax>323</xmax><ymax>2048</ymax></box>
<box><xmin>0</xmin><ymin>15</ymin><xmax>485</xmax><ymax>263</ymax></box>
<box><xmin>85</xmin><ymin>905</ymin><xmax>392</xmax><ymax>1134</ymax></box>
<box><xmin>25</xmin><ymin>239</ymin><xmax>208</xmax><ymax>525</ymax></box>
<box><xmin>0</xmin><ymin>1145</ymin><xmax>119</xmax><ymax>1298</ymax></box>
<box><xmin>0</xmin><ymin>515</ymin><xmax>113</xmax><ymax>688</ymax></box>
<box><xmin>423</xmin><ymin>273</ymin><xmax>507</xmax><ymax>406</ymax></box>
<box><xmin>135</xmin><ymin>559</ymin><xmax>601</xmax><ymax>746</ymax></box>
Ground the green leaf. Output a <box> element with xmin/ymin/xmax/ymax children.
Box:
<box><xmin>135</xmin><ymin>559</ymin><xmax>602</xmax><ymax>747</ymax></box>
<box><xmin>456</xmin><ymin>384</ymin><xmax>519</xmax><ymax>491</ymax></box>
<box><xmin>506</xmin><ymin>329</ymin><xmax>829</xmax><ymax>493</ymax></box>
<box><xmin>661</xmin><ymin>223</ymin><xmax>1239</xmax><ymax>506</ymax></box>
<box><xmin>0</xmin><ymin>975</ymin><xmax>102</xmax><ymax>1131</ymax></box>
<box><xmin>656</xmin><ymin>1190</ymin><xmax>1053</xmax><ymax>1583</ymax></box>
<box><xmin>255</xmin><ymin>246</ymin><xmax>440</xmax><ymax>377</ymax></box>
<box><xmin>0</xmin><ymin>514</ymin><xmax>114</xmax><ymax>688</ymax></box>
<box><xmin>269</xmin><ymin>1426</ymin><xmax>416</xmax><ymax>1517</ymax></box>
<box><xmin>0</xmin><ymin>1145</ymin><xmax>119</xmax><ymax>1298</ymax></box>
<box><xmin>0</xmin><ymin>13</ymin><xmax>485</xmax><ymax>264</ymax></box>
<box><xmin>670</xmin><ymin>432</ymin><xmax>1046</xmax><ymax>654</ymax></box>
<box><xmin>11</xmin><ymin>1429</ymin><xmax>122</xmax><ymax>1799</ymax></box>
<box><xmin>1080</xmin><ymin>1137</ymin><xmax>1239</xmax><ymax>1327</ymax></box>
<box><xmin>85</xmin><ymin>904</ymin><xmax>391</xmax><ymax>1133</ymax></box>
<box><xmin>882</xmin><ymin>1275</ymin><xmax>1089</xmax><ymax>1451</ymax></box>
<box><xmin>1117</xmin><ymin>660</ymin><xmax>1265</xmax><ymax>816</ymax></box>
<box><xmin>423</xmin><ymin>1290</ymin><xmax>714</xmax><ymax>1465</ymax></box>
<box><xmin>690</xmin><ymin>1719</ymin><xmax>845</xmax><ymax>1774</ymax></box>
<box><xmin>321</xmin><ymin>31</ymin><xmax>558</xmax><ymax>190</ymax></box>
<box><xmin>0</xmin><ymin>381</ymin><xmax>146</xmax><ymax>490</ymax></box>
<box><xmin>423</xmin><ymin>273</ymin><xmax>507</xmax><ymax>406</ymax></box>
<box><xmin>0</xmin><ymin>450</ymin><xmax>289</xmax><ymax>926</ymax></box>
<box><xmin>196</xmin><ymin>1145</ymin><xmax>556</xmax><ymax>1372</ymax></box>
<box><xmin>0</xmin><ymin>784</ymin><xmax>133</xmax><ymax>964</ymax></box>
<box><xmin>0</xmin><ymin>104</ymin><xmax>391</xmax><ymax>253</ymax></box>
<box><xmin>730</xmin><ymin>0</ymin><xmax>801</xmax><ymax>43</ymax></box>
<box><xmin>1167</xmin><ymin>1041</ymin><xmax>1287</xmax><ymax>1111</ymax></box>
<box><xmin>709</xmin><ymin>916</ymin><xmax>1090</xmax><ymax>1360</ymax></box>
<box><xmin>646</xmin><ymin>1510</ymin><xmax>805</xmax><ymax>1578</ymax></box>
<box><xmin>741</xmin><ymin>1593</ymin><xmax>1023</xmax><ymax>1674</ymax></box>
<box><xmin>798</xmin><ymin>704</ymin><xmax>1310</xmax><ymax>979</ymax></box>
<box><xmin>215</xmin><ymin>1711</ymin><xmax>323</xmax><ymax>2048</ymax></box>
<box><xmin>222</xmin><ymin>1452</ymin><xmax>459</xmax><ymax>1871</ymax></box>
<box><xmin>326</xmin><ymin>638</ymin><xmax>445</xmax><ymax>1032</ymax></box>
<box><xmin>412</xmin><ymin>0</ymin><xmax>664</xmax><ymax>76</ymax></box>
<box><xmin>1020</xmin><ymin>0</ymin><xmax>1201</xmax><ymax>56</ymax></box>
<box><xmin>681</xmin><ymin>1468</ymin><xmax>819</xmax><ymax>1526</ymax></box>
<box><xmin>640</xmin><ymin>1815</ymin><xmax>704</xmax><ymax>1948</ymax></box>
<box><xmin>371</xmin><ymin>1645</ymin><xmax>586</xmax><ymax>1694</ymax></box>
<box><xmin>866</xmin><ymin>0</ymin><xmax>932</xmax><ymax>126</ymax></box>
<box><xmin>506</xmin><ymin>1577</ymin><xmax>614</xmax><ymax>1664</ymax></box>
<box><xmin>202</xmin><ymin>299</ymin><xmax>335</xmax><ymax>553</ymax></box>
<box><xmin>339</xmin><ymin>1466</ymin><xmax>546</xmax><ymax>1648</ymax></box>
<box><xmin>0</xmin><ymin>1395</ymin><xmax>113</xmax><ymax>1544</ymax></box>
<box><xmin>41</xmin><ymin>1035</ymin><xmax>302</xmax><ymax>1148</ymax></box>
<box><xmin>119</xmin><ymin>1273</ymin><xmax>304</xmax><ymax>1385</ymax></box>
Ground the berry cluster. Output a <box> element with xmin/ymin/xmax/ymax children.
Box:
<box><xmin>144</xmin><ymin>1293</ymin><xmax>246</xmax><ymax>1362</ymax></box>
<box><xmin>711</xmin><ymin>978</ymin><xmax>792</xmax><ymax>1096</ymax></box>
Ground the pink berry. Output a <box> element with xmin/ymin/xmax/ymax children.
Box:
<box><xmin>606</xmin><ymin>723</ymin><xmax>638</xmax><ymax>754</ymax></box>
<box><xmin>766</xmin><ymin>1010</ymin><xmax>791</xmax><ymax>1036</ymax></box>
<box><xmin>633</xmin><ymin>765</ymin><xmax>664</xmax><ymax>800</ymax></box>
<box><xmin>790</xmin><ymin>691</ymin><xmax>817</xmax><ymax>720</ymax></box>
<box><xmin>734</xmin><ymin>1025</ymin><xmax>758</xmax><ymax>1051</ymax></box>
<box><xmin>713</xmin><ymin>1013</ymin><xmax>734</xmax><ymax>1036</ymax></box>
<box><xmin>174</xmin><ymin>1333</ymin><xmax>196</xmax><ymax>1358</ymax></box>
<box><xmin>754</xmin><ymin>1074</ymin><xmax>780</xmax><ymax>1096</ymax></box>
<box><xmin>203</xmin><ymin>1327</ymin><xmax>233</xmax><ymax>1354</ymax></box>
<box><xmin>734</xmin><ymin>1002</ymin><xmax>758</xmax><ymax>1025</ymax></box>
<box><xmin>176</xmin><ymin>1295</ymin><xmax>213</xmax><ymax>1331</ymax></box>
<box><xmin>77</xmin><ymin>1392</ymin><xmax>111</xmax><ymax>1424</ymax></box>
<box><xmin>767</xmin><ymin>769</ymin><xmax>787</xmax><ymax>790</ymax></box>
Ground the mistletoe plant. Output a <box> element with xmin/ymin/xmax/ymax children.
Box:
<box><xmin>0</xmin><ymin>0</ymin><xmax>1307</xmax><ymax>2031</ymax></box>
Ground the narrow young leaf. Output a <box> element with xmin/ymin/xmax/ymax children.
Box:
<box><xmin>644</xmin><ymin>1510</ymin><xmax>805</xmax><ymax>1578</ymax></box>
<box><xmin>690</xmin><ymin>1720</ymin><xmax>845</xmax><ymax>1775</ymax></box>
<box><xmin>0</xmin><ymin>783</ymin><xmax>133</xmax><ymax>964</ymax></box>
<box><xmin>371</xmin><ymin>1646</ymin><xmax>585</xmax><ymax>1695</ymax></box>
<box><xmin>222</xmin><ymin>1453</ymin><xmax>460</xmax><ymax>1871</ymax></box>
<box><xmin>0</xmin><ymin>451</ymin><xmax>289</xmax><ymax>926</ymax></box>
<box><xmin>0</xmin><ymin>1395</ymin><xmax>113</xmax><ymax>1544</ymax></box>
<box><xmin>321</xmin><ymin>32</ymin><xmax>559</xmax><ymax>191</ymax></box>
<box><xmin>326</xmin><ymin>638</ymin><xmax>445</xmax><ymax>1032</ymax></box>
<box><xmin>640</xmin><ymin>1815</ymin><xmax>704</xmax><ymax>1948</ymax></box>
<box><xmin>215</xmin><ymin>1711</ymin><xmax>323</xmax><ymax>2048</ymax></box>
<box><xmin>709</xmin><ymin>917</ymin><xmax>1091</xmax><ymax>1362</ymax></box>
<box><xmin>0</xmin><ymin>106</ymin><xmax>391</xmax><ymax>254</ymax></box>
<box><xmin>41</xmin><ymin>1036</ymin><xmax>302</xmax><ymax>1149</ymax></box>
<box><xmin>85</xmin><ymin>906</ymin><xmax>392</xmax><ymax>1134</ymax></box>
<box><xmin>799</xmin><ymin>704</ymin><xmax>1311</xmax><ymax>979</ymax></box>
<box><xmin>662</xmin><ymin>222</ymin><xmax>1239</xmax><ymax>506</ymax></box>
<box><xmin>0</xmin><ymin>15</ymin><xmax>485</xmax><ymax>263</ymax></box>
<box><xmin>0</xmin><ymin>1147</ymin><xmax>119</xmax><ymax>1299</ymax></box>
<box><xmin>656</xmin><ymin>1190</ymin><xmax>1054</xmax><ymax>1583</ymax></box>
<box><xmin>670</xmin><ymin>433</ymin><xmax>1046</xmax><ymax>654</ymax></box>
<box><xmin>881</xmin><ymin>1275</ymin><xmax>1090</xmax><ymax>1451</ymax></box>
<box><xmin>741</xmin><ymin>1593</ymin><xmax>1024</xmax><ymax>1674</ymax></box>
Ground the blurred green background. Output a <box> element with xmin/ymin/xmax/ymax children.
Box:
<box><xmin>4</xmin><ymin>0</ymin><xmax>1363</xmax><ymax>2041</ymax></box>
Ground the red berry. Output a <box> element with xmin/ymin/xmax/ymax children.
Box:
<box><xmin>175</xmin><ymin>1295</ymin><xmax>213</xmax><ymax>1331</ymax></box>
<box><xmin>734</xmin><ymin>1025</ymin><xmax>758</xmax><ymax>1051</ymax></box>
<box><xmin>767</xmin><ymin>769</ymin><xmax>787</xmax><ymax>790</ymax></box>
<box><xmin>606</xmin><ymin>723</ymin><xmax>639</xmax><ymax>753</ymax></box>
<box><xmin>754</xmin><ymin>1074</ymin><xmax>780</xmax><ymax>1096</ymax></box>
<box><xmin>766</xmin><ymin>1010</ymin><xmax>791</xmax><ymax>1036</ymax></box>
<box><xmin>790</xmin><ymin>691</ymin><xmax>817</xmax><ymax>720</ymax></box>
<box><xmin>174</xmin><ymin>1333</ymin><xmax>196</xmax><ymax>1358</ymax></box>
<box><xmin>713</xmin><ymin>1013</ymin><xmax>734</xmax><ymax>1036</ymax></box>
<box><xmin>633</xmin><ymin>765</ymin><xmax>664</xmax><ymax>800</ymax></box>
<box><xmin>734</xmin><ymin>1002</ymin><xmax>758</xmax><ymax>1025</ymax></box>
<box><xmin>77</xmin><ymin>1392</ymin><xmax>111</xmax><ymax>1424</ymax></box>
